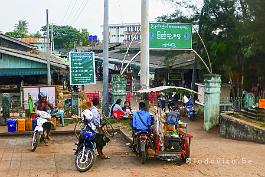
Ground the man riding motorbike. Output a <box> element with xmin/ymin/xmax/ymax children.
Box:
<box><xmin>34</xmin><ymin>92</ymin><xmax>54</xmax><ymax>140</ymax></box>
<box><xmin>130</xmin><ymin>102</ymin><xmax>153</xmax><ymax>148</ymax></box>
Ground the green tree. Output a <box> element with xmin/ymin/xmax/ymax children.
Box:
<box><xmin>41</xmin><ymin>25</ymin><xmax>82</xmax><ymax>49</ymax></box>
<box><xmin>158</xmin><ymin>0</ymin><xmax>265</xmax><ymax>95</ymax></box>
<box><xmin>5</xmin><ymin>31</ymin><xmax>18</xmax><ymax>38</ymax></box>
<box><xmin>5</xmin><ymin>20</ymin><xmax>30</xmax><ymax>38</ymax></box>
<box><xmin>30</xmin><ymin>31</ymin><xmax>42</xmax><ymax>38</ymax></box>
<box><xmin>80</xmin><ymin>31</ymin><xmax>89</xmax><ymax>46</ymax></box>
<box><xmin>14</xmin><ymin>20</ymin><xmax>29</xmax><ymax>38</ymax></box>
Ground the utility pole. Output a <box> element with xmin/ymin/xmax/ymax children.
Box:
<box><xmin>140</xmin><ymin>0</ymin><xmax>149</xmax><ymax>89</ymax></box>
<box><xmin>102</xmin><ymin>0</ymin><xmax>109</xmax><ymax>116</ymax></box>
<box><xmin>46</xmin><ymin>9</ymin><xmax>52</xmax><ymax>85</ymax></box>
<box><xmin>51</xmin><ymin>23</ymin><xmax>54</xmax><ymax>53</ymax></box>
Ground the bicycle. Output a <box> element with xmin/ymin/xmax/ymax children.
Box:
<box><xmin>101</xmin><ymin>110</ymin><xmax>115</xmax><ymax>138</ymax></box>
<box><xmin>73</xmin><ymin>113</ymin><xmax>115</xmax><ymax>139</ymax></box>
<box><xmin>73</xmin><ymin>115</ymin><xmax>85</xmax><ymax>139</ymax></box>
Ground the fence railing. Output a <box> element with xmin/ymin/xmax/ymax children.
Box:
<box><xmin>220</xmin><ymin>97</ymin><xmax>243</xmax><ymax>112</ymax></box>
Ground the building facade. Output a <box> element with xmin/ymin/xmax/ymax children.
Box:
<box><xmin>19</xmin><ymin>38</ymin><xmax>46</xmax><ymax>52</ymax></box>
<box><xmin>108</xmin><ymin>23</ymin><xmax>141</xmax><ymax>44</ymax></box>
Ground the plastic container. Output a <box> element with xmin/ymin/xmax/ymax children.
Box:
<box><xmin>166</xmin><ymin>125</ymin><xmax>175</xmax><ymax>131</ymax></box>
<box><xmin>52</xmin><ymin>117</ymin><xmax>57</xmax><ymax>130</ymax></box>
<box><xmin>32</xmin><ymin>119</ymin><xmax>37</xmax><ymax>131</ymax></box>
<box><xmin>17</xmin><ymin>119</ymin><xmax>26</xmax><ymax>132</ymax></box>
<box><xmin>30</xmin><ymin>113</ymin><xmax>36</xmax><ymax>120</ymax></box>
<box><xmin>25</xmin><ymin>119</ymin><xmax>32</xmax><ymax>131</ymax></box>
<box><xmin>7</xmin><ymin>119</ymin><xmax>17</xmax><ymax>133</ymax></box>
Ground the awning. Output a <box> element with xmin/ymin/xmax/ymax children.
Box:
<box><xmin>136</xmin><ymin>86</ymin><xmax>199</xmax><ymax>94</ymax></box>
<box><xmin>0</xmin><ymin>68</ymin><xmax>54</xmax><ymax>76</ymax></box>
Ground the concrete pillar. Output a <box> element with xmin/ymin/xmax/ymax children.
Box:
<box><xmin>204</xmin><ymin>74</ymin><xmax>221</xmax><ymax>131</ymax></box>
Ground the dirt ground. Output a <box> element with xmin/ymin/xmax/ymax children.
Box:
<box><xmin>0</xmin><ymin>118</ymin><xmax>264</xmax><ymax>177</ymax></box>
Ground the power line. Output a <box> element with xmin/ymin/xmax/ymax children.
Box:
<box><xmin>70</xmin><ymin>0</ymin><xmax>89</xmax><ymax>25</ymax></box>
<box><xmin>61</xmin><ymin>0</ymin><xmax>72</xmax><ymax>24</ymax></box>
<box><xmin>63</xmin><ymin>0</ymin><xmax>79</xmax><ymax>25</ymax></box>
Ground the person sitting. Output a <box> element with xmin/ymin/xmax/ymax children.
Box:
<box><xmin>90</xmin><ymin>98</ymin><xmax>110</xmax><ymax>159</ymax></box>
<box><xmin>129</xmin><ymin>102</ymin><xmax>152</xmax><ymax>148</ymax></box>
<box><xmin>132</xmin><ymin>102</ymin><xmax>152</xmax><ymax>132</ymax></box>
<box><xmin>34</xmin><ymin>92</ymin><xmax>54</xmax><ymax>140</ymax></box>
<box><xmin>76</xmin><ymin>101</ymin><xmax>95</xmax><ymax>152</ymax></box>
<box><xmin>34</xmin><ymin>92</ymin><xmax>54</xmax><ymax>113</ymax></box>
<box><xmin>122</xmin><ymin>101</ymin><xmax>132</xmax><ymax>116</ymax></box>
<box><xmin>110</xmin><ymin>99</ymin><xmax>124</xmax><ymax>120</ymax></box>
<box><xmin>81</xmin><ymin>101</ymin><xmax>96</xmax><ymax>131</ymax></box>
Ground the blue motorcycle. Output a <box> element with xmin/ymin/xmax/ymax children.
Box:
<box><xmin>74</xmin><ymin>123</ymin><xmax>96</xmax><ymax>172</ymax></box>
<box><xmin>184</xmin><ymin>98</ymin><xmax>197</xmax><ymax>121</ymax></box>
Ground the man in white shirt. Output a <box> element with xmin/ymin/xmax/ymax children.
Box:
<box><xmin>91</xmin><ymin>98</ymin><xmax>110</xmax><ymax>159</ymax></box>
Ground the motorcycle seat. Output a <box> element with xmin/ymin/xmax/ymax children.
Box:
<box><xmin>134</xmin><ymin>131</ymin><xmax>149</xmax><ymax>136</ymax></box>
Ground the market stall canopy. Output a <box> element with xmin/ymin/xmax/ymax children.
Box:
<box><xmin>136</xmin><ymin>86</ymin><xmax>199</xmax><ymax>94</ymax></box>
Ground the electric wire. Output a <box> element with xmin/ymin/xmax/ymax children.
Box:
<box><xmin>71</xmin><ymin>0</ymin><xmax>90</xmax><ymax>25</ymax></box>
<box><xmin>63</xmin><ymin>0</ymin><xmax>79</xmax><ymax>25</ymax></box>
<box><xmin>61</xmin><ymin>0</ymin><xmax>72</xmax><ymax>24</ymax></box>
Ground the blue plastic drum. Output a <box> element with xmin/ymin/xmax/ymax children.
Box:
<box><xmin>7</xmin><ymin>119</ymin><xmax>17</xmax><ymax>132</ymax></box>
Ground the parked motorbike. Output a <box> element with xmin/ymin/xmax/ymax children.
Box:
<box><xmin>168</xmin><ymin>98</ymin><xmax>181</xmax><ymax>113</ymax></box>
<box><xmin>73</xmin><ymin>118</ymin><xmax>96</xmax><ymax>172</ymax></box>
<box><xmin>183</xmin><ymin>96</ymin><xmax>197</xmax><ymax>121</ymax></box>
<box><xmin>31</xmin><ymin>111</ymin><xmax>53</xmax><ymax>152</ymax></box>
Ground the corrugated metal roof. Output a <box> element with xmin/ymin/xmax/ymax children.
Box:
<box><xmin>0</xmin><ymin>33</ymin><xmax>36</xmax><ymax>49</ymax></box>
<box><xmin>20</xmin><ymin>38</ymin><xmax>45</xmax><ymax>44</ymax></box>
<box><xmin>0</xmin><ymin>46</ymin><xmax>68</xmax><ymax>69</ymax></box>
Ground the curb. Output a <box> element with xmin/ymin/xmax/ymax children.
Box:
<box><xmin>118</xmin><ymin>129</ymin><xmax>133</xmax><ymax>144</ymax></box>
<box><xmin>0</xmin><ymin>130</ymin><xmax>76</xmax><ymax>137</ymax></box>
<box><xmin>0</xmin><ymin>127</ymin><xmax>131</xmax><ymax>138</ymax></box>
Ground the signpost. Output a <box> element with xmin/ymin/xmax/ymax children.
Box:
<box><xmin>149</xmin><ymin>23</ymin><xmax>192</xmax><ymax>49</ymax></box>
<box><xmin>69</xmin><ymin>52</ymin><xmax>96</xmax><ymax>85</ymax></box>
<box><xmin>88</xmin><ymin>35</ymin><xmax>98</xmax><ymax>41</ymax></box>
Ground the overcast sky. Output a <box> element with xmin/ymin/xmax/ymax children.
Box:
<box><xmin>0</xmin><ymin>0</ymin><xmax>186</xmax><ymax>39</ymax></box>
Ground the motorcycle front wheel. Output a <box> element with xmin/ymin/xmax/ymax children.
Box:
<box><xmin>75</xmin><ymin>147</ymin><xmax>95</xmax><ymax>172</ymax></box>
<box><xmin>31</xmin><ymin>131</ymin><xmax>40</xmax><ymax>152</ymax></box>
<box><xmin>140</xmin><ymin>151</ymin><xmax>147</xmax><ymax>164</ymax></box>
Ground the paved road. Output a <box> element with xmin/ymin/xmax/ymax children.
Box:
<box><xmin>0</xmin><ymin>120</ymin><xmax>265</xmax><ymax>177</ymax></box>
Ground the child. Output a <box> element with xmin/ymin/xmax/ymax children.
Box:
<box><xmin>123</xmin><ymin>101</ymin><xmax>132</xmax><ymax>116</ymax></box>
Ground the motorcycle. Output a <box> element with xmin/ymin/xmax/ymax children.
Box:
<box><xmin>134</xmin><ymin>131</ymin><xmax>153</xmax><ymax>164</ymax></box>
<box><xmin>73</xmin><ymin>119</ymin><xmax>96</xmax><ymax>172</ymax></box>
<box><xmin>168</xmin><ymin>98</ymin><xmax>181</xmax><ymax>112</ymax></box>
<box><xmin>31</xmin><ymin>111</ymin><xmax>53</xmax><ymax>152</ymax></box>
<box><xmin>183</xmin><ymin>97</ymin><xmax>197</xmax><ymax>121</ymax></box>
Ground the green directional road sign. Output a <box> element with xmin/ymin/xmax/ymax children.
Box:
<box><xmin>69</xmin><ymin>52</ymin><xmax>96</xmax><ymax>85</ymax></box>
<box><xmin>149</xmin><ymin>23</ymin><xmax>192</xmax><ymax>49</ymax></box>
